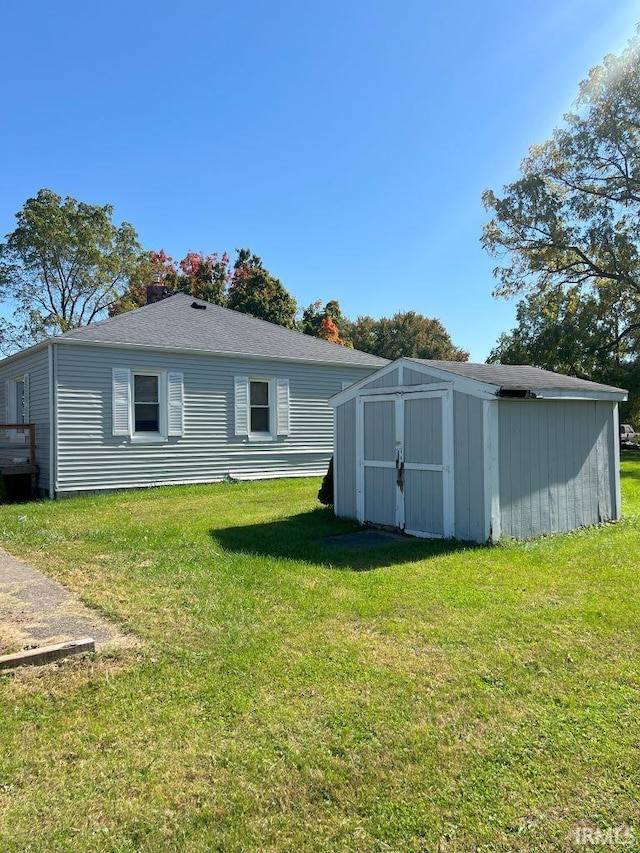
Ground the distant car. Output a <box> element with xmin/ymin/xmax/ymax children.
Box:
<box><xmin>619</xmin><ymin>424</ymin><xmax>636</xmax><ymax>447</ymax></box>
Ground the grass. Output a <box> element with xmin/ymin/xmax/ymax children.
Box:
<box><xmin>1</xmin><ymin>455</ymin><xmax>640</xmax><ymax>852</ymax></box>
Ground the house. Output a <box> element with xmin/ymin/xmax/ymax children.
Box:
<box><xmin>330</xmin><ymin>358</ymin><xmax>627</xmax><ymax>542</ymax></box>
<box><xmin>0</xmin><ymin>293</ymin><xmax>387</xmax><ymax>497</ymax></box>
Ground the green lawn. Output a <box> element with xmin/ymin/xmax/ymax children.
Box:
<box><xmin>1</xmin><ymin>456</ymin><xmax>640</xmax><ymax>852</ymax></box>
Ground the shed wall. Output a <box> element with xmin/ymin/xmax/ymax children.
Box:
<box><xmin>453</xmin><ymin>391</ymin><xmax>485</xmax><ymax>542</ymax></box>
<box><xmin>335</xmin><ymin>399</ymin><xmax>357</xmax><ymax>518</ymax></box>
<box><xmin>363</xmin><ymin>368</ymin><xmax>400</xmax><ymax>389</ymax></box>
<box><xmin>0</xmin><ymin>347</ymin><xmax>50</xmax><ymax>489</ymax></box>
<box><xmin>404</xmin><ymin>367</ymin><xmax>442</xmax><ymax>385</ymax></box>
<box><xmin>498</xmin><ymin>399</ymin><xmax>617</xmax><ymax>538</ymax></box>
<box><xmin>54</xmin><ymin>344</ymin><xmax>375</xmax><ymax>493</ymax></box>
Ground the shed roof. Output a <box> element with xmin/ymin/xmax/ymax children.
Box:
<box><xmin>33</xmin><ymin>294</ymin><xmax>388</xmax><ymax>368</ymax></box>
<box><xmin>409</xmin><ymin>360</ymin><xmax>627</xmax><ymax>395</ymax></box>
<box><xmin>330</xmin><ymin>357</ymin><xmax>627</xmax><ymax>406</ymax></box>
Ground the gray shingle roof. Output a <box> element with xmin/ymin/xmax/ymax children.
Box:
<box><xmin>60</xmin><ymin>294</ymin><xmax>388</xmax><ymax>368</ymax></box>
<box><xmin>410</xmin><ymin>359</ymin><xmax>627</xmax><ymax>394</ymax></box>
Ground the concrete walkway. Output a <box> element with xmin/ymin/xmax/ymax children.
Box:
<box><xmin>0</xmin><ymin>549</ymin><xmax>135</xmax><ymax>655</ymax></box>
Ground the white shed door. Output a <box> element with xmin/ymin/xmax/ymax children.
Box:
<box><xmin>358</xmin><ymin>390</ymin><xmax>454</xmax><ymax>538</ymax></box>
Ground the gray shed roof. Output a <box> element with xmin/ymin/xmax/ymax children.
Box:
<box><xmin>409</xmin><ymin>359</ymin><xmax>627</xmax><ymax>395</ymax></box>
<box><xmin>56</xmin><ymin>294</ymin><xmax>387</xmax><ymax>367</ymax></box>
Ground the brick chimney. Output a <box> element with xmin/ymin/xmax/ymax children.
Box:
<box><xmin>146</xmin><ymin>275</ymin><xmax>174</xmax><ymax>305</ymax></box>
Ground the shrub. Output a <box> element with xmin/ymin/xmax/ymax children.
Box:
<box><xmin>317</xmin><ymin>457</ymin><xmax>334</xmax><ymax>506</ymax></box>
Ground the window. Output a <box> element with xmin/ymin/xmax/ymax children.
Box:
<box><xmin>133</xmin><ymin>374</ymin><xmax>160</xmax><ymax>433</ymax></box>
<box><xmin>112</xmin><ymin>368</ymin><xmax>184</xmax><ymax>440</ymax></box>
<box><xmin>6</xmin><ymin>374</ymin><xmax>29</xmax><ymax>440</ymax></box>
<box><xmin>14</xmin><ymin>380</ymin><xmax>25</xmax><ymax>424</ymax></box>
<box><xmin>250</xmin><ymin>380</ymin><xmax>270</xmax><ymax>433</ymax></box>
<box><xmin>234</xmin><ymin>376</ymin><xmax>290</xmax><ymax>438</ymax></box>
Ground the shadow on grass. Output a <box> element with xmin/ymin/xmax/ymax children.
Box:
<box><xmin>212</xmin><ymin>507</ymin><xmax>483</xmax><ymax>571</ymax></box>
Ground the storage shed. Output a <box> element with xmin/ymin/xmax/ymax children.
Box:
<box><xmin>329</xmin><ymin>358</ymin><xmax>628</xmax><ymax>542</ymax></box>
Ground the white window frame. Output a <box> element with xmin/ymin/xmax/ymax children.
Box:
<box><xmin>131</xmin><ymin>370</ymin><xmax>167</xmax><ymax>443</ymax></box>
<box><xmin>248</xmin><ymin>377</ymin><xmax>275</xmax><ymax>441</ymax></box>
<box><xmin>7</xmin><ymin>374</ymin><xmax>28</xmax><ymax>442</ymax></box>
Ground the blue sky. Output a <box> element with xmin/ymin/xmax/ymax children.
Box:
<box><xmin>0</xmin><ymin>1</ymin><xmax>636</xmax><ymax>360</ymax></box>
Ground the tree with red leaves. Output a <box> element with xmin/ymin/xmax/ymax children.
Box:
<box><xmin>110</xmin><ymin>249</ymin><xmax>179</xmax><ymax>316</ymax></box>
<box><xmin>317</xmin><ymin>316</ymin><xmax>343</xmax><ymax>344</ymax></box>
<box><xmin>178</xmin><ymin>251</ymin><xmax>230</xmax><ymax>305</ymax></box>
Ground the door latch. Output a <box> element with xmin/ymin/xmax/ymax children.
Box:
<box><xmin>395</xmin><ymin>450</ymin><xmax>405</xmax><ymax>491</ymax></box>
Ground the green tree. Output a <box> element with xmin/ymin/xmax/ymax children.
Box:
<box><xmin>349</xmin><ymin>311</ymin><xmax>468</xmax><ymax>361</ymax></box>
<box><xmin>482</xmin><ymin>31</ymin><xmax>640</xmax><ymax>369</ymax></box>
<box><xmin>300</xmin><ymin>298</ymin><xmax>351</xmax><ymax>344</ymax></box>
<box><xmin>110</xmin><ymin>249</ymin><xmax>179</xmax><ymax>316</ymax></box>
<box><xmin>227</xmin><ymin>249</ymin><xmax>297</xmax><ymax>328</ymax></box>
<box><xmin>490</xmin><ymin>286</ymin><xmax>640</xmax><ymax>421</ymax></box>
<box><xmin>0</xmin><ymin>189</ymin><xmax>141</xmax><ymax>348</ymax></box>
<box><xmin>489</xmin><ymin>287</ymin><xmax>609</xmax><ymax>374</ymax></box>
<box><xmin>178</xmin><ymin>251</ymin><xmax>230</xmax><ymax>305</ymax></box>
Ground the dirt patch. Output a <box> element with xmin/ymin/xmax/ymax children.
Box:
<box><xmin>0</xmin><ymin>548</ymin><xmax>138</xmax><ymax>656</ymax></box>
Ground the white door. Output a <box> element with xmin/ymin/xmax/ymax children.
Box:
<box><xmin>357</xmin><ymin>390</ymin><xmax>454</xmax><ymax>538</ymax></box>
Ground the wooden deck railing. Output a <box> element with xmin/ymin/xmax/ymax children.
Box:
<box><xmin>0</xmin><ymin>424</ymin><xmax>38</xmax><ymax>496</ymax></box>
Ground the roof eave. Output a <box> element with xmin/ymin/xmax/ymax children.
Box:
<box><xmin>50</xmin><ymin>337</ymin><xmax>388</xmax><ymax>370</ymax></box>
<box><xmin>529</xmin><ymin>388</ymin><xmax>628</xmax><ymax>402</ymax></box>
<box><xmin>0</xmin><ymin>339</ymin><xmax>51</xmax><ymax>368</ymax></box>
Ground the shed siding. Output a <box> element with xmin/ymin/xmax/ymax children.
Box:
<box><xmin>335</xmin><ymin>399</ymin><xmax>357</xmax><ymax>518</ymax></box>
<box><xmin>453</xmin><ymin>391</ymin><xmax>485</xmax><ymax>542</ymax></box>
<box><xmin>55</xmin><ymin>344</ymin><xmax>375</xmax><ymax>493</ymax></box>
<box><xmin>363</xmin><ymin>399</ymin><xmax>395</xmax><ymax>462</ymax></box>
<box><xmin>404</xmin><ymin>367</ymin><xmax>441</xmax><ymax>386</ymax></box>
<box><xmin>0</xmin><ymin>348</ymin><xmax>50</xmax><ymax>489</ymax></box>
<box><xmin>498</xmin><ymin>399</ymin><xmax>616</xmax><ymax>538</ymax></box>
<box><xmin>405</xmin><ymin>470</ymin><xmax>443</xmax><ymax>535</ymax></box>
<box><xmin>363</xmin><ymin>368</ymin><xmax>400</xmax><ymax>389</ymax></box>
<box><xmin>364</xmin><ymin>467</ymin><xmax>397</xmax><ymax>525</ymax></box>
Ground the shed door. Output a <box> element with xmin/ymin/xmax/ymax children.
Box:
<box><xmin>361</xmin><ymin>396</ymin><xmax>399</xmax><ymax>528</ymax></box>
<box><xmin>358</xmin><ymin>390</ymin><xmax>454</xmax><ymax>538</ymax></box>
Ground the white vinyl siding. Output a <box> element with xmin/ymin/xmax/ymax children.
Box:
<box><xmin>0</xmin><ymin>351</ymin><xmax>50</xmax><ymax>489</ymax></box>
<box><xmin>54</xmin><ymin>345</ymin><xmax>376</xmax><ymax>493</ymax></box>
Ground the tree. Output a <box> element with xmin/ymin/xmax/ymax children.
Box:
<box><xmin>300</xmin><ymin>298</ymin><xmax>350</xmax><ymax>345</ymax></box>
<box><xmin>0</xmin><ymin>189</ymin><xmax>141</xmax><ymax>348</ymax></box>
<box><xmin>227</xmin><ymin>249</ymin><xmax>297</xmax><ymax>328</ymax></box>
<box><xmin>111</xmin><ymin>249</ymin><xmax>232</xmax><ymax>316</ymax></box>
<box><xmin>482</xmin><ymin>31</ymin><xmax>640</xmax><ymax>371</ymax></box>
<box><xmin>349</xmin><ymin>311</ymin><xmax>468</xmax><ymax>361</ymax></box>
<box><xmin>110</xmin><ymin>249</ymin><xmax>178</xmax><ymax>316</ymax></box>
<box><xmin>317</xmin><ymin>316</ymin><xmax>343</xmax><ymax>343</ymax></box>
<box><xmin>178</xmin><ymin>251</ymin><xmax>230</xmax><ymax>305</ymax></box>
<box><xmin>489</xmin><ymin>285</ymin><xmax>640</xmax><ymax>421</ymax></box>
<box><xmin>488</xmin><ymin>286</ymin><xmax>610</xmax><ymax>374</ymax></box>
